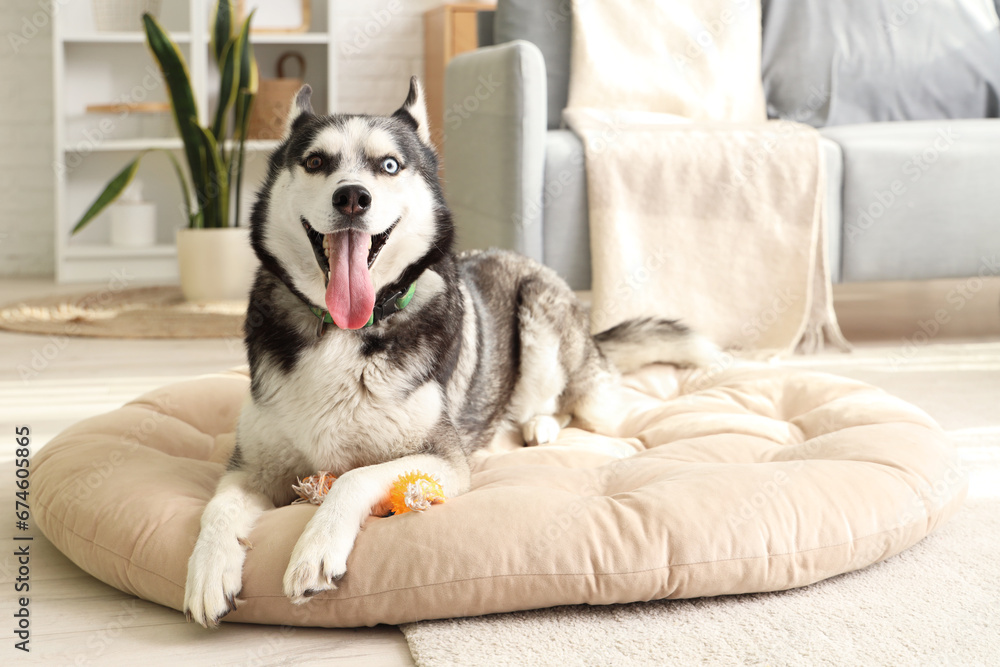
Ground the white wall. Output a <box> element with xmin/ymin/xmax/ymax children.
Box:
<box><xmin>0</xmin><ymin>0</ymin><xmax>56</xmax><ymax>277</ymax></box>
<box><xmin>334</xmin><ymin>0</ymin><xmax>439</xmax><ymax>115</ymax></box>
<box><xmin>0</xmin><ymin>0</ymin><xmax>487</xmax><ymax>278</ymax></box>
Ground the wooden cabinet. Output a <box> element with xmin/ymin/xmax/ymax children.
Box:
<box><xmin>423</xmin><ymin>3</ymin><xmax>494</xmax><ymax>154</ymax></box>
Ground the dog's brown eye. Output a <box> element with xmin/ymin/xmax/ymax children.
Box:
<box><xmin>304</xmin><ymin>155</ymin><xmax>324</xmax><ymax>172</ymax></box>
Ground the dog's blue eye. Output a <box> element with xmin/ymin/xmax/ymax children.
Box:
<box><xmin>382</xmin><ymin>157</ymin><xmax>399</xmax><ymax>175</ymax></box>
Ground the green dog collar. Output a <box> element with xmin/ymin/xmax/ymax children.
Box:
<box><xmin>310</xmin><ymin>282</ymin><xmax>416</xmax><ymax>331</ymax></box>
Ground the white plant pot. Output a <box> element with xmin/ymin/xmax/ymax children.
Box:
<box><xmin>176</xmin><ymin>227</ymin><xmax>258</xmax><ymax>303</ymax></box>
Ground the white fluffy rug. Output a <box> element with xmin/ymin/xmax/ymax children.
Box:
<box><xmin>402</xmin><ymin>343</ymin><xmax>1000</xmax><ymax>666</ymax></box>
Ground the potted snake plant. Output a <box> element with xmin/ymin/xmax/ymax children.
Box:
<box><xmin>72</xmin><ymin>0</ymin><xmax>261</xmax><ymax>302</ymax></box>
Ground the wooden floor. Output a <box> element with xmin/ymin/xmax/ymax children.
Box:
<box><xmin>0</xmin><ymin>280</ymin><xmax>414</xmax><ymax>666</ymax></box>
<box><xmin>0</xmin><ymin>276</ymin><xmax>997</xmax><ymax>665</ymax></box>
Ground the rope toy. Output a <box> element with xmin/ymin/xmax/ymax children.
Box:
<box><xmin>290</xmin><ymin>471</ymin><xmax>337</xmax><ymax>505</ymax></box>
<box><xmin>292</xmin><ymin>470</ymin><xmax>446</xmax><ymax>515</ymax></box>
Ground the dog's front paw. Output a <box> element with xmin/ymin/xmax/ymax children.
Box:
<box><xmin>282</xmin><ymin>527</ymin><xmax>351</xmax><ymax>604</ymax></box>
<box><xmin>522</xmin><ymin>414</ymin><xmax>568</xmax><ymax>446</ymax></box>
<box><xmin>183</xmin><ymin>535</ymin><xmax>249</xmax><ymax>628</ymax></box>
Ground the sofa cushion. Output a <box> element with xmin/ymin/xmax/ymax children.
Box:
<box><xmin>33</xmin><ymin>366</ymin><xmax>964</xmax><ymax>627</ymax></box>
<box><xmin>762</xmin><ymin>0</ymin><xmax>1000</xmax><ymax>127</ymax></box>
<box><xmin>543</xmin><ymin>130</ymin><xmax>590</xmax><ymax>290</ymax></box>
<box><xmin>822</xmin><ymin>119</ymin><xmax>1000</xmax><ymax>282</ymax></box>
<box><xmin>494</xmin><ymin>0</ymin><xmax>572</xmax><ymax>129</ymax></box>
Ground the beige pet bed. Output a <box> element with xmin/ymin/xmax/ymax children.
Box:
<box><xmin>33</xmin><ymin>365</ymin><xmax>965</xmax><ymax>627</ymax></box>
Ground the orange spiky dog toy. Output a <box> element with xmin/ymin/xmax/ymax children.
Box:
<box><xmin>292</xmin><ymin>470</ymin><xmax>446</xmax><ymax>515</ymax></box>
<box><xmin>387</xmin><ymin>471</ymin><xmax>446</xmax><ymax>514</ymax></box>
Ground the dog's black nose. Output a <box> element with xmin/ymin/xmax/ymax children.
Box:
<box><xmin>332</xmin><ymin>185</ymin><xmax>372</xmax><ymax>217</ymax></box>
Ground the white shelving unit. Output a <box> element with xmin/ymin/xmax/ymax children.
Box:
<box><xmin>53</xmin><ymin>0</ymin><xmax>336</xmax><ymax>283</ymax></box>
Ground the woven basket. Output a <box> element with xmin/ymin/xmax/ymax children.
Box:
<box><xmin>247</xmin><ymin>52</ymin><xmax>306</xmax><ymax>140</ymax></box>
<box><xmin>92</xmin><ymin>0</ymin><xmax>162</xmax><ymax>32</ymax></box>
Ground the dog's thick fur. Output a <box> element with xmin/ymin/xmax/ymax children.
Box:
<box><xmin>183</xmin><ymin>78</ymin><xmax>717</xmax><ymax>627</ymax></box>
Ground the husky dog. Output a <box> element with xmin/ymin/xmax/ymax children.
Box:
<box><xmin>183</xmin><ymin>78</ymin><xmax>716</xmax><ymax>627</ymax></box>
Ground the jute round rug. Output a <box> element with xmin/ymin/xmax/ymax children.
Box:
<box><xmin>0</xmin><ymin>286</ymin><xmax>245</xmax><ymax>339</ymax></box>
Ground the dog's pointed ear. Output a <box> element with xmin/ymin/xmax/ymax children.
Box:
<box><xmin>393</xmin><ymin>76</ymin><xmax>431</xmax><ymax>146</ymax></box>
<box><xmin>282</xmin><ymin>84</ymin><xmax>314</xmax><ymax>140</ymax></box>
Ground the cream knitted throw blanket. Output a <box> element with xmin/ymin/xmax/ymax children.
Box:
<box><xmin>565</xmin><ymin>0</ymin><xmax>848</xmax><ymax>353</ymax></box>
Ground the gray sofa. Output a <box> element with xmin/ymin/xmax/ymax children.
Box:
<box><xmin>443</xmin><ymin>0</ymin><xmax>1000</xmax><ymax>290</ymax></box>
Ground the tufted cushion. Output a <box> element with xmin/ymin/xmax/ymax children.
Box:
<box><xmin>33</xmin><ymin>365</ymin><xmax>965</xmax><ymax>627</ymax></box>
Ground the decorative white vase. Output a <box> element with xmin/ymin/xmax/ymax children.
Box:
<box><xmin>176</xmin><ymin>227</ymin><xmax>259</xmax><ymax>303</ymax></box>
<box><xmin>110</xmin><ymin>179</ymin><xmax>156</xmax><ymax>247</ymax></box>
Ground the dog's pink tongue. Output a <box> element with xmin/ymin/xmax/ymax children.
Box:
<box><xmin>326</xmin><ymin>231</ymin><xmax>375</xmax><ymax>330</ymax></box>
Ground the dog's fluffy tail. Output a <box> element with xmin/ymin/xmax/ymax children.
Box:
<box><xmin>593</xmin><ymin>317</ymin><xmax>720</xmax><ymax>373</ymax></box>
